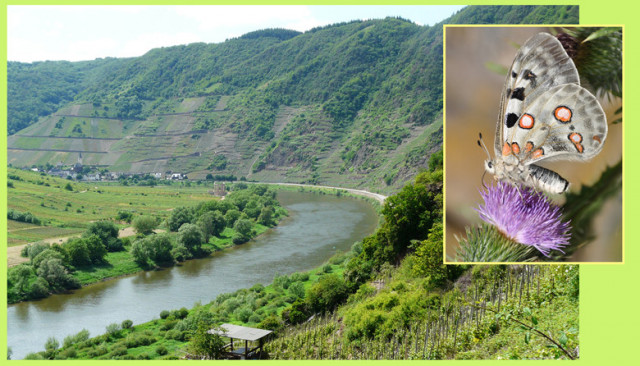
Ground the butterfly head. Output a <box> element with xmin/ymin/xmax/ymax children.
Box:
<box><xmin>484</xmin><ymin>159</ymin><xmax>496</xmax><ymax>175</ymax></box>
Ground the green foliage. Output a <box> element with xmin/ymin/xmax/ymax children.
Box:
<box><xmin>84</xmin><ymin>221</ymin><xmax>119</xmax><ymax>250</ymax></box>
<box><xmin>197</xmin><ymin>210</ymin><xmax>225</xmax><ymax>242</ymax></box>
<box><xmin>132</xmin><ymin>215</ymin><xmax>158</xmax><ymax>235</ymax></box>
<box><xmin>116</xmin><ymin>210</ymin><xmax>134</xmax><ymax>223</ymax></box>
<box><xmin>167</xmin><ymin>206</ymin><xmax>195</xmax><ymax>232</ymax></box>
<box><xmin>345</xmin><ymin>169</ymin><xmax>442</xmax><ymax>287</ymax></box>
<box><xmin>7</xmin><ymin>208</ymin><xmax>41</xmax><ymax>225</ymax></box>
<box><xmin>177</xmin><ymin>223</ymin><xmax>204</xmax><ymax>255</ymax></box>
<box><xmin>121</xmin><ymin>319</ymin><xmax>134</xmax><ymax>330</ymax></box>
<box><xmin>132</xmin><ymin>233</ymin><xmax>175</xmax><ymax>266</ymax></box>
<box><xmin>306</xmin><ymin>274</ymin><xmax>348</xmax><ymax>314</ymax></box>
<box><xmin>189</xmin><ymin>324</ymin><xmax>226</xmax><ymax>360</ymax></box>
<box><xmin>232</xmin><ymin>218</ymin><xmax>254</xmax><ymax>244</ymax></box>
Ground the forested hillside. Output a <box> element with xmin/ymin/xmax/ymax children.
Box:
<box><xmin>7</xmin><ymin>5</ymin><xmax>577</xmax><ymax>193</ymax></box>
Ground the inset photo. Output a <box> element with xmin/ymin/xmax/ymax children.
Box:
<box><xmin>444</xmin><ymin>26</ymin><xmax>623</xmax><ymax>263</ymax></box>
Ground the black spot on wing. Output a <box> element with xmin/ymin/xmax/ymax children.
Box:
<box><xmin>523</xmin><ymin>69</ymin><xmax>537</xmax><ymax>88</ymax></box>
<box><xmin>511</xmin><ymin>71</ymin><xmax>517</xmax><ymax>78</ymax></box>
<box><xmin>511</xmin><ymin>87</ymin><xmax>525</xmax><ymax>101</ymax></box>
<box><xmin>506</xmin><ymin>113</ymin><xmax>519</xmax><ymax>128</ymax></box>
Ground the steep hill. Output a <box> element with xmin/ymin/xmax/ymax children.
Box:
<box><xmin>7</xmin><ymin>5</ymin><xmax>578</xmax><ymax>194</ymax></box>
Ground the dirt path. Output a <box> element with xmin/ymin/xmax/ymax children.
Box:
<box><xmin>7</xmin><ymin>226</ymin><xmax>162</xmax><ymax>268</ymax></box>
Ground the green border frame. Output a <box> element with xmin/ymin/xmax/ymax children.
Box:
<box><xmin>2</xmin><ymin>0</ymin><xmax>638</xmax><ymax>364</ymax></box>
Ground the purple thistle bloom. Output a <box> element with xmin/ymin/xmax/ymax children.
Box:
<box><xmin>476</xmin><ymin>182</ymin><xmax>571</xmax><ymax>257</ymax></box>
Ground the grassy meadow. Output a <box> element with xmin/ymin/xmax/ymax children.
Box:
<box><xmin>7</xmin><ymin>167</ymin><xmax>220</xmax><ymax>246</ymax></box>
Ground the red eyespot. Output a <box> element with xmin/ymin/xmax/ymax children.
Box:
<box><xmin>569</xmin><ymin>132</ymin><xmax>584</xmax><ymax>153</ymax></box>
<box><xmin>554</xmin><ymin>106</ymin><xmax>572</xmax><ymax>123</ymax></box>
<box><xmin>519</xmin><ymin>114</ymin><xmax>535</xmax><ymax>129</ymax></box>
<box><xmin>511</xmin><ymin>142</ymin><xmax>521</xmax><ymax>154</ymax></box>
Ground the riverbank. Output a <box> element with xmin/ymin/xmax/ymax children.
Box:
<box><xmin>7</xmin><ymin>184</ymin><xmax>287</xmax><ymax>304</ymax></box>
<box><xmin>8</xmin><ymin>190</ymin><xmax>380</xmax><ymax>360</ymax></box>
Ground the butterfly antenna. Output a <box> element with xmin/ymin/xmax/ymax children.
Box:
<box><xmin>477</xmin><ymin>132</ymin><xmax>491</xmax><ymax>160</ymax></box>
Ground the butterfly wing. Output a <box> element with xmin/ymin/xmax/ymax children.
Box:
<box><xmin>495</xmin><ymin>33</ymin><xmax>580</xmax><ymax>156</ymax></box>
<box><xmin>509</xmin><ymin>83</ymin><xmax>607</xmax><ymax>163</ymax></box>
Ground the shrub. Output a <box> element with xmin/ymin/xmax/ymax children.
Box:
<box><xmin>63</xmin><ymin>329</ymin><xmax>90</xmax><ymax>348</ymax></box>
<box><xmin>272</xmin><ymin>274</ymin><xmax>291</xmax><ymax>290</ymax></box>
<box><xmin>167</xmin><ymin>207</ymin><xmax>194</xmax><ymax>232</ymax></box>
<box><xmin>121</xmin><ymin>319</ymin><xmax>133</xmax><ymax>330</ymax></box>
<box><xmin>29</xmin><ymin>277</ymin><xmax>50</xmax><ymax>298</ymax></box>
<box><xmin>174</xmin><ymin>307</ymin><xmax>189</xmax><ymax>319</ymax></box>
<box><xmin>288</xmin><ymin>281</ymin><xmax>306</xmax><ymax>299</ymax></box>
<box><xmin>248</xmin><ymin>313</ymin><xmax>263</xmax><ymax>324</ymax></box>
<box><xmin>44</xmin><ymin>337</ymin><xmax>60</xmax><ymax>352</ymax></box>
<box><xmin>290</xmin><ymin>272</ymin><xmax>309</xmax><ymax>282</ymax></box>
<box><xmin>156</xmin><ymin>345</ymin><xmax>168</xmax><ymax>356</ymax></box>
<box><xmin>124</xmin><ymin>334</ymin><xmax>156</xmax><ymax>348</ymax></box>
<box><xmin>106</xmin><ymin>237</ymin><xmax>125</xmax><ymax>252</ymax></box>
<box><xmin>306</xmin><ymin>274</ymin><xmax>348</xmax><ymax>313</ymax></box>
<box><xmin>106</xmin><ymin>323</ymin><xmax>122</xmax><ymax>338</ymax></box>
<box><xmin>171</xmin><ymin>245</ymin><xmax>191</xmax><ymax>262</ymax></box>
<box><xmin>160</xmin><ymin>320</ymin><xmax>178</xmax><ymax>331</ymax></box>
<box><xmin>23</xmin><ymin>242</ymin><xmax>50</xmax><ymax>259</ymax></box>
<box><xmin>110</xmin><ymin>345</ymin><xmax>128</xmax><ymax>357</ymax></box>
<box><xmin>235</xmin><ymin>305</ymin><xmax>253</xmax><ymax>322</ymax></box>
<box><xmin>160</xmin><ymin>310</ymin><xmax>171</xmax><ymax>319</ymax></box>
<box><xmin>116</xmin><ymin>210</ymin><xmax>134</xmax><ymax>223</ymax></box>
<box><xmin>64</xmin><ymin>238</ymin><xmax>91</xmax><ymax>267</ymax></box>
<box><xmin>84</xmin><ymin>221</ymin><xmax>119</xmax><ymax>248</ymax></box>
<box><xmin>133</xmin><ymin>216</ymin><xmax>158</xmax><ymax>235</ymax></box>
<box><xmin>165</xmin><ymin>329</ymin><xmax>187</xmax><ymax>341</ymax></box>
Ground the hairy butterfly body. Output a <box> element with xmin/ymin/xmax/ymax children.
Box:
<box><xmin>483</xmin><ymin>33</ymin><xmax>607</xmax><ymax>194</ymax></box>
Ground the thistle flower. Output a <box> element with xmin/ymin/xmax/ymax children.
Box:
<box><xmin>476</xmin><ymin>182</ymin><xmax>571</xmax><ymax>257</ymax></box>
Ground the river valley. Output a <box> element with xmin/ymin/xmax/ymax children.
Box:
<box><xmin>7</xmin><ymin>190</ymin><xmax>379</xmax><ymax>359</ymax></box>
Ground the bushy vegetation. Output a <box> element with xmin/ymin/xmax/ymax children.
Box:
<box><xmin>7</xmin><ymin>208</ymin><xmax>42</xmax><ymax>225</ymax></box>
<box><xmin>8</xmin><ymin>184</ymin><xmax>286</xmax><ymax>304</ymax></box>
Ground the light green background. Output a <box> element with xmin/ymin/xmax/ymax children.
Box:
<box><xmin>1</xmin><ymin>0</ymin><xmax>636</xmax><ymax>364</ymax></box>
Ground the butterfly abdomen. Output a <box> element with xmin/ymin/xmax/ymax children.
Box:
<box><xmin>528</xmin><ymin>164</ymin><xmax>569</xmax><ymax>194</ymax></box>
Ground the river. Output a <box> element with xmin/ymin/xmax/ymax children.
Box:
<box><xmin>7</xmin><ymin>190</ymin><xmax>379</xmax><ymax>359</ymax></box>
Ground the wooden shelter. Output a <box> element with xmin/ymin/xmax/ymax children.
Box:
<box><xmin>208</xmin><ymin>324</ymin><xmax>272</xmax><ymax>360</ymax></box>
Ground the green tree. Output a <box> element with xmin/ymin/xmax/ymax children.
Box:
<box><xmin>258</xmin><ymin>206</ymin><xmax>274</xmax><ymax>226</ymax></box>
<box><xmin>64</xmin><ymin>238</ymin><xmax>91</xmax><ymax>266</ymax></box>
<box><xmin>31</xmin><ymin>249</ymin><xmax>64</xmax><ymax>269</ymax></box>
<box><xmin>8</xmin><ymin>265</ymin><xmax>34</xmax><ymax>294</ymax></box>
<box><xmin>84</xmin><ymin>234</ymin><xmax>107</xmax><ymax>264</ymax></box>
<box><xmin>168</xmin><ymin>206</ymin><xmax>194</xmax><ymax>232</ymax></box>
<box><xmin>84</xmin><ymin>221</ymin><xmax>119</xmax><ymax>248</ymax></box>
<box><xmin>130</xmin><ymin>239</ymin><xmax>150</xmax><ymax>266</ymax></box>
<box><xmin>411</xmin><ymin>222</ymin><xmax>448</xmax><ymax>287</ymax></box>
<box><xmin>189</xmin><ymin>324</ymin><xmax>226</xmax><ymax>360</ymax></box>
<box><xmin>232</xmin><ymin>219</ymin><xmax>254</xmax><ymax>245</ymax></box>
<box><xmin>289</xmin><ymin>281</ymin><xmax>306</xmax><ymax>299</ymax></box>
<box><xmin>148</xmin><ymin>234</ymin><xmax>174</xmax><ymax>264</ymax></box>
<box><xmin>132</xmin><ymin>215</ymin><xmax>158</xmax><ymax>235</ymax></box>
<box><xmin>224</xmin><ymin>209</ymin><xmax>242</xmax><ymax>227</ymax></box>
<box><xmin>36</xmin><ymin>258</ymin><xmax>78</xmax><ymax>290</ymax></box>
<box><xmin>178</xmin><ymin>223</ymin><xmax>204</xmax><ymax>255</ymax></box>
<box><xmin>306</xmin><ymin>274</ymin><xmax>348</xmax><ymax>313</ymax></box>
<box><xmin>197</xmin><ymin>210</ymin><xmax>226</xmax><ymax>242</ymax></box>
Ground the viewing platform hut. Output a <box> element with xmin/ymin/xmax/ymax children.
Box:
<box><xmin>208</xmin><ymin>324</ymin><xmax>273</xmax><ymax>360</ymax></box>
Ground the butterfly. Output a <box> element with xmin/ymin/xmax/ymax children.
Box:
<box><xmin>480</xmin><ymin>32</ymin><xmax>608</xmax><ymax>194</ymax></box>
